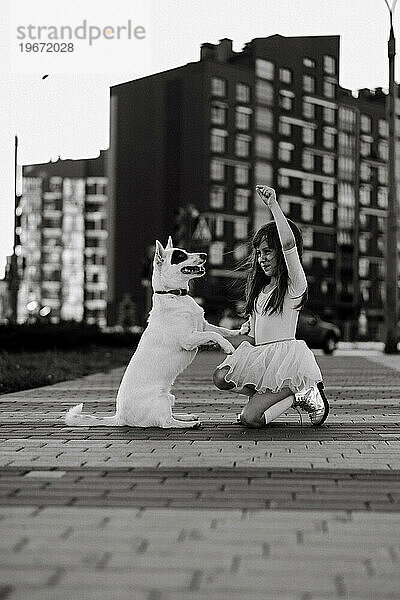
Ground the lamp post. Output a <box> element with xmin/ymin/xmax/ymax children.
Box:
<box><xmin>8</xmin><ymin>135</ymin><xmax>21</xmax><ymax>324</ymax></box>
<box><xmin>8</xmin><ymin>75</ymin><xmax>50</xmax><ymax>324</ymax></box>
<box><xmin>383</xmin><ymin>0</ymin><xmax>398</xmax><ymax>353</ymax></box>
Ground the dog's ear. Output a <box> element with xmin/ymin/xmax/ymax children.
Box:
<box><xmin>165</xmin><ymin>236</ymin><xmax>173</xmax><ymax>250</ymax></box>
<box><xmin>154</xmin><ymin>240</ymin><xmax>166</xmax><ymax>266</ymax></box>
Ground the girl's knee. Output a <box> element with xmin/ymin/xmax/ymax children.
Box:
<box><xmin>239</xmin><ymin>406</ymin><xmax>264</xmax><ymax>428</ymax></box>
<box><xmin>213</xmin><ymin>368</ymin><xmax>233</xmax><ymax>390</ymax></box>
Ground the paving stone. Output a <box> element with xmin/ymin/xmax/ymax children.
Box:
<box><xmin>1</xmin><ymin>351</ymin><xmax>400</xmax><ymax>598</ymax></box>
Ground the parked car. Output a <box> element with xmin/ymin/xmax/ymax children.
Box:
<box><xmin>297</xmin><ymin>309</ymin><xmax>341</xmax><ymax>355</ymax></box>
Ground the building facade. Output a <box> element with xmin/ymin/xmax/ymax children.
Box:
<box><xmin>107</xmin><ymin>34</ymin><xmax>343</xmax><ymax>326</ymax></box>
<box><xmin>18</xmin><ymin>152</ymin><xmax>108</xmax><ymax>326</ymax></box>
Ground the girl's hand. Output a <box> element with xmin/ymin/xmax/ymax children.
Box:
<box><xmin>256</xmin><ymin>185</ymin><xmax>276</xmax><ymax>207</ymax></box>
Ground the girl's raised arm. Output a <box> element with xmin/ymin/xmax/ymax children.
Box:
<box><xmin>256</xmin><ymin>185</ymin><xmax>295</xmax><ymax>250</ymax></box>
<box><xmin>256</xmin><ymin>185</ymin><xmax>306</xmax><ymax>298</ymax></box>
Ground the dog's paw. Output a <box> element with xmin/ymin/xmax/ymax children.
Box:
<box><xmin>220</xmin><ymin>341</ymin><xmax>235</xmax><ymax>354</ymax></box>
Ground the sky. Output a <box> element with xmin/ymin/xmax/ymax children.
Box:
<box><xmin>0</xmin><ymin>0</ymin><xmax>399</xmax><ymax>278</ymax></box>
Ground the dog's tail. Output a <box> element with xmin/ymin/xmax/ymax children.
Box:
<box><xmin>65</xmin><ymin>403</ymin><xmax>119</xmax><ymax>427</ymax></box>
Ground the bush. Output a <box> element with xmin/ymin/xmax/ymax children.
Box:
<box><xmin>0</xmin><ymin>321</ymin><xmax>141</xmax><ymax>352</ymax></box>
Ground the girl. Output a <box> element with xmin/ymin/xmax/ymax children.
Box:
<box><xmin>213</xmin><ymin>185</ymin><xmax>329</xmax><ymax>428</ymax></box>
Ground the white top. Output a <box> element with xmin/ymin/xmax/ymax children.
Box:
<box><xmin>249</xmin><ymin>246</ymin><xmax>307</xmax><ymax>345</ymax></box>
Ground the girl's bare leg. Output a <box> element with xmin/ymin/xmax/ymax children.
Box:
<box><xmin>240</xmin><ymin>387</ymin><xmax>294</xmax><ymax>428</ymax></box>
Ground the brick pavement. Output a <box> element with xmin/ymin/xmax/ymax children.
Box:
<box><xmin>1</xmin><ymin>349</ymin><xmax>400</xmax><ymax>598</ymax></box>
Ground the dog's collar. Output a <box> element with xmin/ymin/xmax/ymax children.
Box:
<box><xmin>155</xmin><ymin>289</ymin><xmax>188</xmax><ymax>296</ymax></box>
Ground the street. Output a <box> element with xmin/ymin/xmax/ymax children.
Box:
<box><xmin>0</xmin><ymin>349</ymin><xmax>400</xmax><ymax>599</ymax></box>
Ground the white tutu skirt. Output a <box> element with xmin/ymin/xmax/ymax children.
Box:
<box><xmin>216</xmin><ymin>339</ymin><xmax>322</xmax><ymax>394</ymax></box>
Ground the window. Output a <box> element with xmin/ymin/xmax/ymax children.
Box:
<box><xmin>339</xmin><ymin>132</ymin><xmax>355</xmax><ymax>154</ymax></box>
<box><xmin>360</xmin><ymin>140</ymin><xmax>371</xmax><ymax>157</ymax></box>
<box><xmin>279</xmin><ymin>121</ymin><xmax>291</xmax><ymax>136</ymax></box>
<box><xmin>322</xmin><ymin>182</ymin><xmax>334</xmax><ymax>199</ymax></box>
<box><xmin>303</xmin><ymin>227</ymin><xmax>313</xmax><ymax>248</ymax></box>
<box><xmin>210</xmin><ymin>129</ymin><xmax>227</xmax><ymax>153</ymax></box>
<box><xmin>210</xmin><ymin>158</ymin><xmax>225</xmax><ymax>181</ymax></box>
<box><xmin>359</xmin><ymin>212</ymin><xmax>368</xmax><ymax>228</ymax></box>
<box><xmin>234</xmin><ymin>218</ymin><xmax>248</xmax><ymax>240</ymax></box>
<box><xmin>323</xmin><ymin>128</ymin><xmax>335</xmax><ymax>149</ymax></box>
<box><xmin>303</xmin><ymin>127</ymin><xmax>315</xmax><ymax>145</ymax></box>
<box><xmin>379</xmin><ymin>118</ymin><xmax>389</xmax><ymax>137</ymax></box>
<box><xmin>209</xmin><ymin>186</ymin><xmax>225</xmax><ymax>209</ymax></box>
<box><xmin>358</xmin><ymin>258</ymin><xmax>369</xmax><ymax>277</ymax></box>
<box><xmin>378</xmin><ymin>140</ymin><xmax>389</xmax><ymax>161</ymax></box>
<box><xmin>235</xmin><ymin>134</ymin><xmax>251</xmax><ymax>158</ymax></box>
<box><xmin>323</xmin><ymin>80</ymin><xmax>335</xmax><ymax>98</ymax></box>
<box><xmin>322</xmin><ymin>155</ymin><xmax>335</xmax><ymax>174</ymax></box>
<box><xmin>255</xmin><ymin>134</ymin><xmax>273</xmax><ymax>159</ymax></box>
<box><xmin>338</xmin><ymin>157</ymin><xmax>355</xmax><ymax>180</ymax></box>
<box><xmin>303</xmin><ymin>75</ymin><xmax>315</xmax><ymax>93</ymax></box>
<box><xmin>209</xmin><ymin>242</ymin><xmax>224</xmax><ymax>265</ymax></box>
<box><xmin>215</xmin><ymin>216</ymin><xmax>224</xmax><ymax>238</ymax></box>
<box><xmin>302</xmin><ymin>150</ymin><xmax>314</xmax><ymax>170</ymax></box>
<box><xmin>211</xmin><ymin>77</ymin><xmax>226</xmax><ymax>97</ymax></box>
<box><xmin>338</xmin><ymin>183</ymin><xmax>355</xmax><ymax>206</ymax></box>
<box><xmin>255</xmin><ymin>162</ymin><xmax>273</xmax><ymax>184</ymax></box>
<box><xmin>359</xmin><ymin>232</ymin><xmax>370</xmax><ymax>253</ymax></box>
<box><xmin>323</xmin><ymin>107</ymin><xmax>335</xmax><ymax>124</ymax></box>
<box><xmin>338</xmin><ymin>107</ymin><xmax>356</xmax><ymax>131</ymax></box>
<box><xmin>378</xmin><ymin>166</ymin><xmax>388</xmax><ymax>185</ymax></box>
<box><xmin>360</xmin><ymin>162</ymin><xmax>371</xmax><ymax>182</ymax></box>
<box><xmin>377</xmin><ymin>216</ymin><xmax>385</xmax><ymax>232</ymax></box>
<box><xmin>278</xmin><ymin>174</ymin><xmax>290</xmax><ymax>189</ymax></box>
<box><xmin>377</xmin><ymin>187</ymin><xmax>388</xmax><ymax>208</ymax></box>
<box><xmin>303</xmin><ymin>57</ymin><xmax>315</xmax><ymax>68</ymax></box>
<box><xmin>377</xmin><ymin>236</ymin><xmax>385</xmax><ymax>254</ymax></box>
<box><xmin>255</xmin><ymin>107</ymin><xmax>273</xmax><ymax>132</ymax></box>
<box><xmin>279</xmin><ymin>67</ymin><xmax>292</xmax><ymax>84</ymax></box>
<box><xmin>360</xmin><ymin>114</ymin><xmax>371</xmax><ymax>133</ymax></box>
<box><xmin>323</xmin><ymin>55</ymin><xmax>336</xmax><ymax>74</ymax></box>
<box><xmin>234</xmin><ymin>244</ymin><xmax>248</xmax><ymax>261</ymax></box>
<box><xmin>210</xmin><ymin>102</ymin><xmax>227</xmax><ymax>125</ymax></box>
<box><xmin>302</xmin><ymin>252</ymin><xmax>313</xmax><ymax>267</ymax></box>
<box><xmin>360</xmin><ymin>282</ymin><xmax>370</xmax><ymax>301</ymax></box>
<box><xmin>301</xmin><ymin>179</ymin><xmax>314</xmax><ymax>197</ymax></box>
<box><xmin>301</xmin><ymin>202</ymin><xmax>313</xmax><ymax>221</ymax></box>
<box><xmin>235</xmin><ymin>165</ymin><xmax>249</xmax><ymax>185</ymax></box>
<box><xmin>279</xmin><ymin>92</ymin><xmax>293</xmax><ymax>110</ymax></box>
<box><xmin>359</xmin><ymin>185</ymin><xmax>371</xmax><ymax>206</ymax></box>
<box><xmin>256</xmin><ymin>80</ymin><xmax>274</xmax><ymax>105</ymax></box>
<box><xmin>322</xmin><ymin>202</ymin><xmax>335</xmax><ymax>224</ymax></box>
<box><xmin>303</xmin><ymin>101</ymin><xmax>315</xmax><ymax>119</ymax></box>
<box><xmin>321</xmin><ymin>281</ymin><xmax>329</xmax><ymax>294</ymax></box>
<box><xmin>235</xmin><ymin>106</ymin><xmax>251</xmax><ymax>130</ymax></box>
<box><xmin>234</xmin><ymin>189</ymin><xmax>250</xmax><ymax>212</ymax></box>
<box><xmin>338</xmin><ymin>206</ymin><xmax>354</xmax><ymax>229</ymax></box>
<box><xmin>236</xmin><ymin>82</ymin><xmax>250</xmax><ymax>103</ymax></box>
<box><xmin>256</xmin><ymin>59</ymin><xmax>274</xmax><ymax>80</ymax></box>
<box><xmin>278</xmin><ymin>142</ymin><xmax>293</xmax><ymax>163</ymax></box>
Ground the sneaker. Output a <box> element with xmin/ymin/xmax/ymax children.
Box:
<box><xmin>292</xmin><ymin>382</ymin><xmax>329</xmax><ymax>426</ymax></box>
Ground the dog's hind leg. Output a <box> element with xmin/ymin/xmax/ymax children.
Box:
<box><xmin>163</xmin><ymin>417</ymin><xmax>201</xmax><ymax>429</ymax></box>
<box><xmin>173</xmin><ymin>413</ymin><xmax>199</xmax><ymax>421</ymax></box>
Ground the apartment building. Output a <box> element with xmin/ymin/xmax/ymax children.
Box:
<box><xmin>107</xmin><ymin>34</ymin><xmax>342</xmax><ymax>325</ymax></box>
<box><xmin>19</xmin><ymin>152</ymin><xmax>108</xmax><ymax>325</ymax></box>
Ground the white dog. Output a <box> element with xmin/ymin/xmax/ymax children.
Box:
<box><xmin>65</xmin><ymin>237</ymin><xmax>243</xmax><ymax>428</ymax></box>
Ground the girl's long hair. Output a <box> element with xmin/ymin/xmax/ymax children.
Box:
<box><xmin>245</xmin><ymin>219</ymin><xmax>308</xmax><ymax>316</ymax></box>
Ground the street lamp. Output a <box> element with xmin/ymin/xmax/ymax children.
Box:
<box><xmin>383</xmin><ymin>0</ymin><xmax>398</xmax><ymax>353</ymax></box>
<box><xmin>8</xmin><ymin>75</ymin><xmax>50</xmax><ymax>324</ymax></box>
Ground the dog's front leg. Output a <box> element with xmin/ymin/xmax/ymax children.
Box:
<box><xmin>181</xmin><ymin>331</ymin><xmax>234</xmax><ymax>354</ymax></box>
<box><xmin>203</xmin><ymin>322</ymin><xmax>241</xmax><ymax>337</ymax></box>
